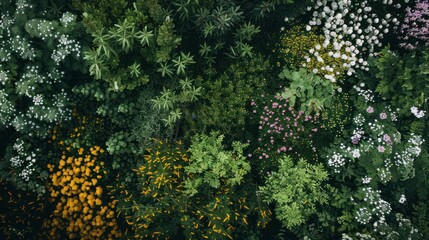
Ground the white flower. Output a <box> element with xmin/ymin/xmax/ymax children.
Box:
<box><xmin>411</xmin><ymin>106</ymin><xmax>425</xmax><ymax>118</ymax></box>
<box><xmin>362</xmin><ymin>176</ymin><xmax>371</xmax><ymax>184</ymax></box>
<box><xmin>32</xmin><ymin>94</ymin><xmax>43</xmax><ymax>105</ymax></box>
<box><xmin>352</xmin><ymin>149</ymin><xmax>361</xmax><ymax>158</ymax></box>
<box><xmin>399</xmin><ymin>194</ymin><xmax>406</xmax><ymax>204</ymax></box>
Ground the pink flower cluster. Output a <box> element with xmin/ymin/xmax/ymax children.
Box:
<box><xmin>251</xmin><ymin>94</ymin><xmax>319</xmax><ymax>170</ymax></box>
<box><xmin>399</xmin><ymin>0</ymin><xmax>429</xmax><ymax>49</ymax></box>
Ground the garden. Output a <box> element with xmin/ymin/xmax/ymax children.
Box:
<box><xmin>0</xmin><ymin>0</ymin><xmax>428</xmax><ymax>239</ymax></box>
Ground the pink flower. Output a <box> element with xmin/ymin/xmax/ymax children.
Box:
<box><xmin>379</xmin><ymin>112</ymin><xmax>388</xmax><ymax>120</ymax></box>
<box><xmin>377</xmin><ymin>146</ymin><xmax>385</xmax><ymax>153</ymax></box>
<box><xmin>366</xmin><ymin>106</ymin><xmax>374</xmax><ymax>113</ymax></box>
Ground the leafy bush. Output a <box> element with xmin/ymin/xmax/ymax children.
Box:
<box><xmin>117</xmin><ymin>140</ymin><xmax>188</xmax><ymax>239</ymax></box>
<box><xmin>278</xmin><ymin>68</ymin><xmax>334</xmax><ymax>114</ymax></box>
<box><xmin>184</xmin><ymin>132</ymin><xmax>250</xmax><ymax>196</ymax></box>
<box><xmin>189</xmin><ymin>54</ymin><xmax>270</xmax><ymax>139</ymax></box>
<box><xmin>373</xmin><ymin>46</ymin><xmax>429</xmax><ymax>117</ymax></box>
<box><xmin>258</xmin><ymin>156</ymin><xmax>329</xmax><ymax>229</ymax></box>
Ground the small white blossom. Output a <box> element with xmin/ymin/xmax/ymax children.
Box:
<box><xmin>399</xmin><ymin>194</ymin><xmax>406</xmax><ymax>204</ymax></box>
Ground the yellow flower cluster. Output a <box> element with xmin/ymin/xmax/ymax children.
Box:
<box><xmin>277</xmin><ymin>26</ymin><xmax>350</xmax><ymax>81</ymax></box>
<box><xmin>321</xmin><ymin>93</ymin><xmax>352</xmax><ymax>135</ymax></box>
<box><xmin>138</xmin><ymin>140</ymin><xmax>188</xmax><ymax>199</ymax></box>
<box><xmin>121</xmin><ymin>140</ymin><xmax>189</xmax><ymax>239</ymax></box>
<box><xmin>185</xmin><ymin>195</ymin><xmax>271</xmax><ymax>240</ymax></box>
<box><xmin>45</xmin><ymin>146</ymin><xmax>121</xmax><ymax>239</ymax></box>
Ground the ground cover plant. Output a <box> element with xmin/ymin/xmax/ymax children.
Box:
<box><xmin>1</xmin><ymin>0</ymin><xmax>428</xmax><ymax>239</ymax></box>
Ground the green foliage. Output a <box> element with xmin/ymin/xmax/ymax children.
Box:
<box><xmin>118</xmin><ymin>139</ymin><xmax>270</xmax><ymax>239</ymax></box>
<box><xmin>320</xmin><ymin>92</ymin><xmax>353</xmax><ymax>136</ymax></box>
<box><xmin>258</xmin><ymin>156</ymin><xmax>329</xmax><ymax>229</ymax></box>
<box><xmin>71</xmin><ymin>0</ymin><xmax>129</xmax><ymax>33</ymax></box>
<box><xmin>81</xmin><ymin>1</ymin><xmax>189</xmax><ymax>91</ymax></box>
<box><xmin>184</xmin><ymin>132</ymin><xmax>250</xmax><ymax>196</ymax></box>
<box><xmin>412</xmin><ymin>202</ymin><xmax>429</xmax><ymax>238</ymax></box>
<box><xmin>189</xmin><ymin>55</ymin><xmax>269</xmax><ymax>138</ymax></box>
<box><xmin>374</xmin><ymin>47</ymin><xmax>429</xmax><ymax>114</ymax></box>
<box><xmin>279</xmin><ymin>68</ymin><xmax>334</xmax><ymax>114</ymax></box>
<box><xmin>151</xmin><ymin>78</ymin><xmax>201</xmax><ymax>127</ymax></box>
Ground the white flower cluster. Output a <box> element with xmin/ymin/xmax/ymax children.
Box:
<box><xmin>377</xmin><ymin>167</ymin><xmax>392</xmax><ymax>183</ymax></box>
<box><xmin>51</xmin><ymin>34</ymin><xmax>81</xmax><ymax>64</ymax></box>
<box><xmin>0</xmin><ymin>70</ymin><xmax>8</xmax><ymax>85</ymax></box>
<box><xmin>7</xmin><ymin>90</ymin><xmax>71</xmax><ymax>136</ymax></box>
<box><xmin>355</xmin><ymin>207</ymin><xmax>372</xmax><ymax>224</ymax></box>
<box><xmin>410</xmin><ymin>106</ymin><xmax>425</xmax><ymax>118</ymax></box>
<box><xmin>0</xmin><ymin>13</ymin><xmax>13</xmax><ymax>62</ymax></box>
<box><xmin>353</xmin><ymin>113</ymin><xmax>365</xmax><ymax>126</ymax></box>
<box><xmin>10</xmin><ymin>34</ymin><xmax>36</xmax><ymax>60</ymax></box>
<box><xmin>32</xmin><ymin>94</ymin><xmax>43</xmax><ymax>105</ymax></box>
<box><xmin>26</xmin><ymin>91</ymin><xmax>71</xmax><ymax>123</ymax></box>
<box><xmin>9</xmin><ymin>138</ymin><xmax>37</xmax><ymax>182</ymax></box>
<box><xmin>304</xmin><ymin>0</ymin><xmax>406</xmax><ymax>81</ymax></box>
<box><xmin>353</xmin><ymin>83</ymin><xmax>374</xmax><ymax>102</ymax></box>
<box><xmin>16</xmin><ymin>65</ymin><xmax>43</xmax><ymax>97</ymax></box>
<box><xmin>393</xmin><ymin>134</ymin><xmax>424</xmax><ymax>177</ymax></box>
<box><xmin>15</xmin><ymin>0</ymin><xmax>32</xmax><ymax>15</ymax></box>
<box><xmin>355</xmin><ymin>187</ymin><xmax>392</xmax><ymax>227</ymax></box>
<box><xmin>47</xmin><ymin>68</ymin><xmax>65</xmax><ymax>83</ymax></box>
<box><xmin>368</xmin><ymin>121</ymin><xmax>383</xmax><ymax>134</ymax></box>
<box><xmin>362</xmin><ymin>176</ymin><xmax>371</xmax><ymax>184</ymax></box>
<box><xmin>60</xmin><ymin>12</ymin><xmax>76</xmax><ymax>28</ymax></box>
<box><xmin>25</xmin><ymin>19</ymin><xmax>56</xmax><ymax>40</ymax></box>
<box><xmin>0</xmin><ymin>89</ymin><xmax>14</xmax><ymax>125</ymax></box>
<box><xmin>352</xmin><ymin>148</ymin><xmax>361</xmax><ymax>158</ymax></box>
<box><xmin>328</xmin><ymin>152</ymin><xmax>346</xmax><ymax>172</ymax></box>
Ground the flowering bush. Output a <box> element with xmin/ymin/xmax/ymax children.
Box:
<box><xmin>44</xmin><ymin>146</ymin><xmax>121</xmax><ymax>239</ymax></box>
<box><xmin>251</xmin><ymin>93</ymin><xmax>320</xmax><ymax>172</ymax></box>
<box><xmin>399</xmin><ymin>0</ymin><xmax>429</xmax><ymax>49</ymax></box>
<box><xmin>117</xmin><ymin>140</ymin><xmax>189</xmax><ymax>239</ymax></box>
<box><xmin>322</xmin><ymin>83</ymin><xmax>424</xmax><ymax>238</ymax></box>
<box><xmin>1</xmin><ymin>1</ymin><xmax>428</xmax><ymax>239</ymax></box>
<box><xmin>277</xmin><ymin>26</ymin><xmax>351</xmax><ymax>81</ymax></box>
<box><xmin>302</xmin><ymin>0</ymin><xmax>405</xmax><ymax>81</ymax></box>
<box><xmin>0</xmin><ymin>0</ymin><xmax>81</xmax><ymax>136</ymax></box>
